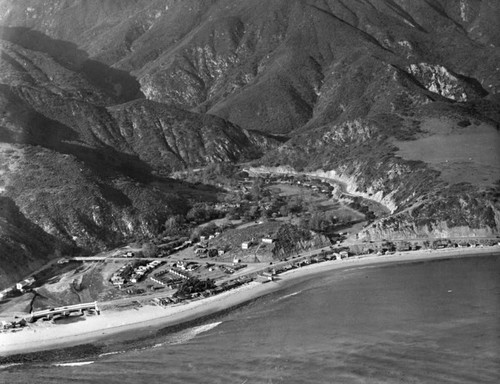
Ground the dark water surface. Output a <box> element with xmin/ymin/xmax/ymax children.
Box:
<box><xmin>2</xmin><ymin>255</ymin><xmax>499</xmax><ymax>383</ymax></box>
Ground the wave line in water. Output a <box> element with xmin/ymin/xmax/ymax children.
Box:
<box><xmin>277</xmin><ymin>290</ymin><xmax>303</xmax><ymax>301</ymax></box>
<box><xmin>98</xmin><ymin>351</ymin><xmax>125</xmax><ymax>357</ymax></box>
<box><xmin>54</xmin><ymin>361</ymin><xmax>95</xmax><ymax>367</ymax></box>
<box><xmin>168</xmin><ymin>321</ymin><xmax>223</xmax><ymax>345</ymax></box>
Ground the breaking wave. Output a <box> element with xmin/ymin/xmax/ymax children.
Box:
<box><xmin>98</xmin><ymin>351</ymin><xmax>124</xmax><ymax>357</ymax></box>
<box><xmin>166</xmin><ymin>321</ymin><xmax>223</xmax><ymax>345</ymax></box>
<box><xmin>54</xmin><ymin>361</ymin><xmax>95</xmax><ymax>367</ymax></box>
<box><xmin>276</xmin><ymin>290</ymin><xmax>303</xmax><ymax>301</ymax></box>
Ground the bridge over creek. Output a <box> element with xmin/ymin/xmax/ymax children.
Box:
<box><xmin>27</xmin><ymin>302</ymin><xmax>100</xmax><ymax>322</ymax></box>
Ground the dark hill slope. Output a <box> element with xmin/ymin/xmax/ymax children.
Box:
<box><xmin>2</xmin><ymin>0</ymin><xmax>498</xmax><ymax>133</ymax></box>
<box><xmin>0</xmin><ymin>36</ymin><xmax>273</xmax><ymax>171</ymax></box>
<box><xmin>0</xmin><ymin>196</ymin><xmax>61</xmax><ymax>290</ymax></box>
<box><xmin>0</xmin><ymin>30</ymin><xmax>275</xmax><ymax>288</ymax></box>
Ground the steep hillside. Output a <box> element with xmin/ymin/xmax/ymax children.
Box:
<box><xmin>0</xmin><ymin>34</ymin><xmax>273</xmax><ymax>170</ymax></box>
<box><xmin>0</xmin><ymin>0</ymin><xmax>499</xmax><ymax>286</ymax></box>
<box><xmin>0</xmin><ymin>195</ymin><xmax>60</xmax><ymax>289</ymax></box>
<box><xmin>2</xmin><ymin>0</ymin><xmax>498</xmax><ymax>133</ymax></box>
<box><xmin>0</xmin><ymin>16</ymin><xmax>275</xmax><ymax>288</ymax></box>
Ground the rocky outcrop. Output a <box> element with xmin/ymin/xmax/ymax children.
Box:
<box><xmin>405</xmin><ymin>63</ymin><xmax>488</xmax><ymax>102</ymax></box>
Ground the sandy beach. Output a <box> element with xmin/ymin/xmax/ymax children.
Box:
<box><xmin>1</xmin><ymin>245</ymin><xmax>498</xmax><ymax>357</ymax></box>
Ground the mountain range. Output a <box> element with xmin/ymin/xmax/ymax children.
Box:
<box><xmin>0</xmin><ymin>0</ymin><xmax>499</xmax><ymax>288</ymax></box>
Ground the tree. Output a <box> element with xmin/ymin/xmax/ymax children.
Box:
<box><xmin>279</xmin><ymin>205</ymin><xmax>289</xmax><ymax>217</ymax></box>
<box><xmin>175</xmin><ymin>277</ymin><xmax>216</xmax><ymax>297</ymax></box>
<box><xmin>287</xmin><ymin>196</ymin><xmax>304</xmax><ymax>214</ymax></box>
<box><xmin>186</xmin><ymin>203</ymin><xmax>218</xmax><ymax>223</ymax></box>
<box><xmin>250</xmin><ymin>177</ymin><xmax>264</xmax><ymax>201</ymax></box>
<box><xmin>163</xmin><ymin>214</ymin><xmax>185</xmax><ymax>236</ymax></box>
<box><xmin>142</xmin><ymin>242</ymin><xmax>158</xmax><ymax>257</ymax></box>
<box><xmin>218</xmin><ymin>219</ymin><xmax>233</xmax><ymax>231</ymax></box>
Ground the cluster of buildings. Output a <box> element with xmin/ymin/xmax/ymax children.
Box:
<box><xmin>110</xmin><ymin>260</ymin><xmax>164</xmax><ymax>286</ymax></box>
<box><xmin>129</xmin><ymin>260</ymin><xmax>164</xmax><ymax>283</ymax></box>
<box><xmin>253</xmin><ymin>249</ymin><xmax>347</xmax><ymax>283</ymax></box>
<box><xmin>199</xmin><ymin>231</ymin><xmax>221</xmax><ymax>242</ymax></box>
<box><xmin>149</xmin><ymin>268</ymin><xmax>190</xmax><ymax>288</ymax></box>
<box><xmin>257</xmin><ymin>174</ymin><xmax>336</xmax><ymax>196</ymax></box>
<box><xmin>218</xmin><ymin>263</ymin><xmax>246</xmax><ymax>274</ymax></box>
<box><xmin>176</xmin><ymin>261</ymin><xmax>201</xmax><ymax>272</ymax></box>
<box><xmin>242</xmin><ymin>236</ymin><xmax>275</xmax><ymax>250</ymax></box>
<box><xmin>1</xmin><ymin>318</ymin><xmax>27</xmax><ymax>331</ymax></box>
<box><xmin>194</xmin><ymin>243</ymin><xmax>224</xmax><ymax>258</ymax></box>
<box><xmin>110</xmin><ymin>263</ymin><xmax>133</xmax><ymax>286</ymax></box>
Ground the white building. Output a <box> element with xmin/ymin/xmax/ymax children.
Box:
<box><xmin>16</xmin><ymin>277</ymin><xmax>35</xmax><ymax>291</ymax></box>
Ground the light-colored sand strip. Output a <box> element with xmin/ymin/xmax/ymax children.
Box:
<box><xmin>1</xmin><ymin>246</ymin><xmax>498</xmax><ymax>356</ymax></box>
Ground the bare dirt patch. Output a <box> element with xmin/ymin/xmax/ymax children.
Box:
<box><xmin>394</xmin><ymin>118</ymin><xmax>500</xmax><ymax>186</ymax></box>
<box><xmin>269</xmin><ymin>183</ymin><xmax>364</xmax><ymax>221</ymax></box>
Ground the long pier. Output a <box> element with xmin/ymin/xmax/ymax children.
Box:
<box><xmin>27</xmin><ymin>302</ymin><xmax>100</xmax><ymax>322</ymax></box>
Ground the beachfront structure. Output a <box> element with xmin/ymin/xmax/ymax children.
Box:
<box><xmin>27</xmin><ymin>302</ymin><xmax>100</xmax><ymax>322</ymax></box>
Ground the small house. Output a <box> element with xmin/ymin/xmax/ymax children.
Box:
<box><xmin>262</xmin><ymin>237</ymin><xmax>275</xmax><ymax>244</ymax></box>
<box><xmin>16</xmin><ymin>277</ymin><xmax>35</xmax><ymax>291</ymax></box>
<box><xmin>241</xmin><ymin>241</ymin><xmax>251</xmax><ymax>250</ymax></box>
<box><xmin>177</xmin><ymin>261</ymin><xmax>186</xmax><ymax>270</ymax></box>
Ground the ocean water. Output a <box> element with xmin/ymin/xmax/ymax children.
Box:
<box><xmin>1</xmin><ymin>255</ymin><xmax>499</xmax><ymax>383</ymax></box>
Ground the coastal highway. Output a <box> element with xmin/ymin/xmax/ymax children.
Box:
<box><xmin>98</xmin><ymin>243</ymin><xmax>500</xmax><ymax>311</ymax></box>
<box><xmin>79</xmin><ymin>246</ymin><xmax>336</xmax><ymax>311</ymax></box>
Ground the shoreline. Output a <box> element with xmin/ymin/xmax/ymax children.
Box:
<box><xmin>1</xmin><ymin>246</ymin><xmax>499</xmax><ymax>358</ymax></box>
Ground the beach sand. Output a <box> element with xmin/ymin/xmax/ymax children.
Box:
<box><xmin>1</xmin><ymin>246</ymin><xmax>498</xmax><ymax>357</ymax></box>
